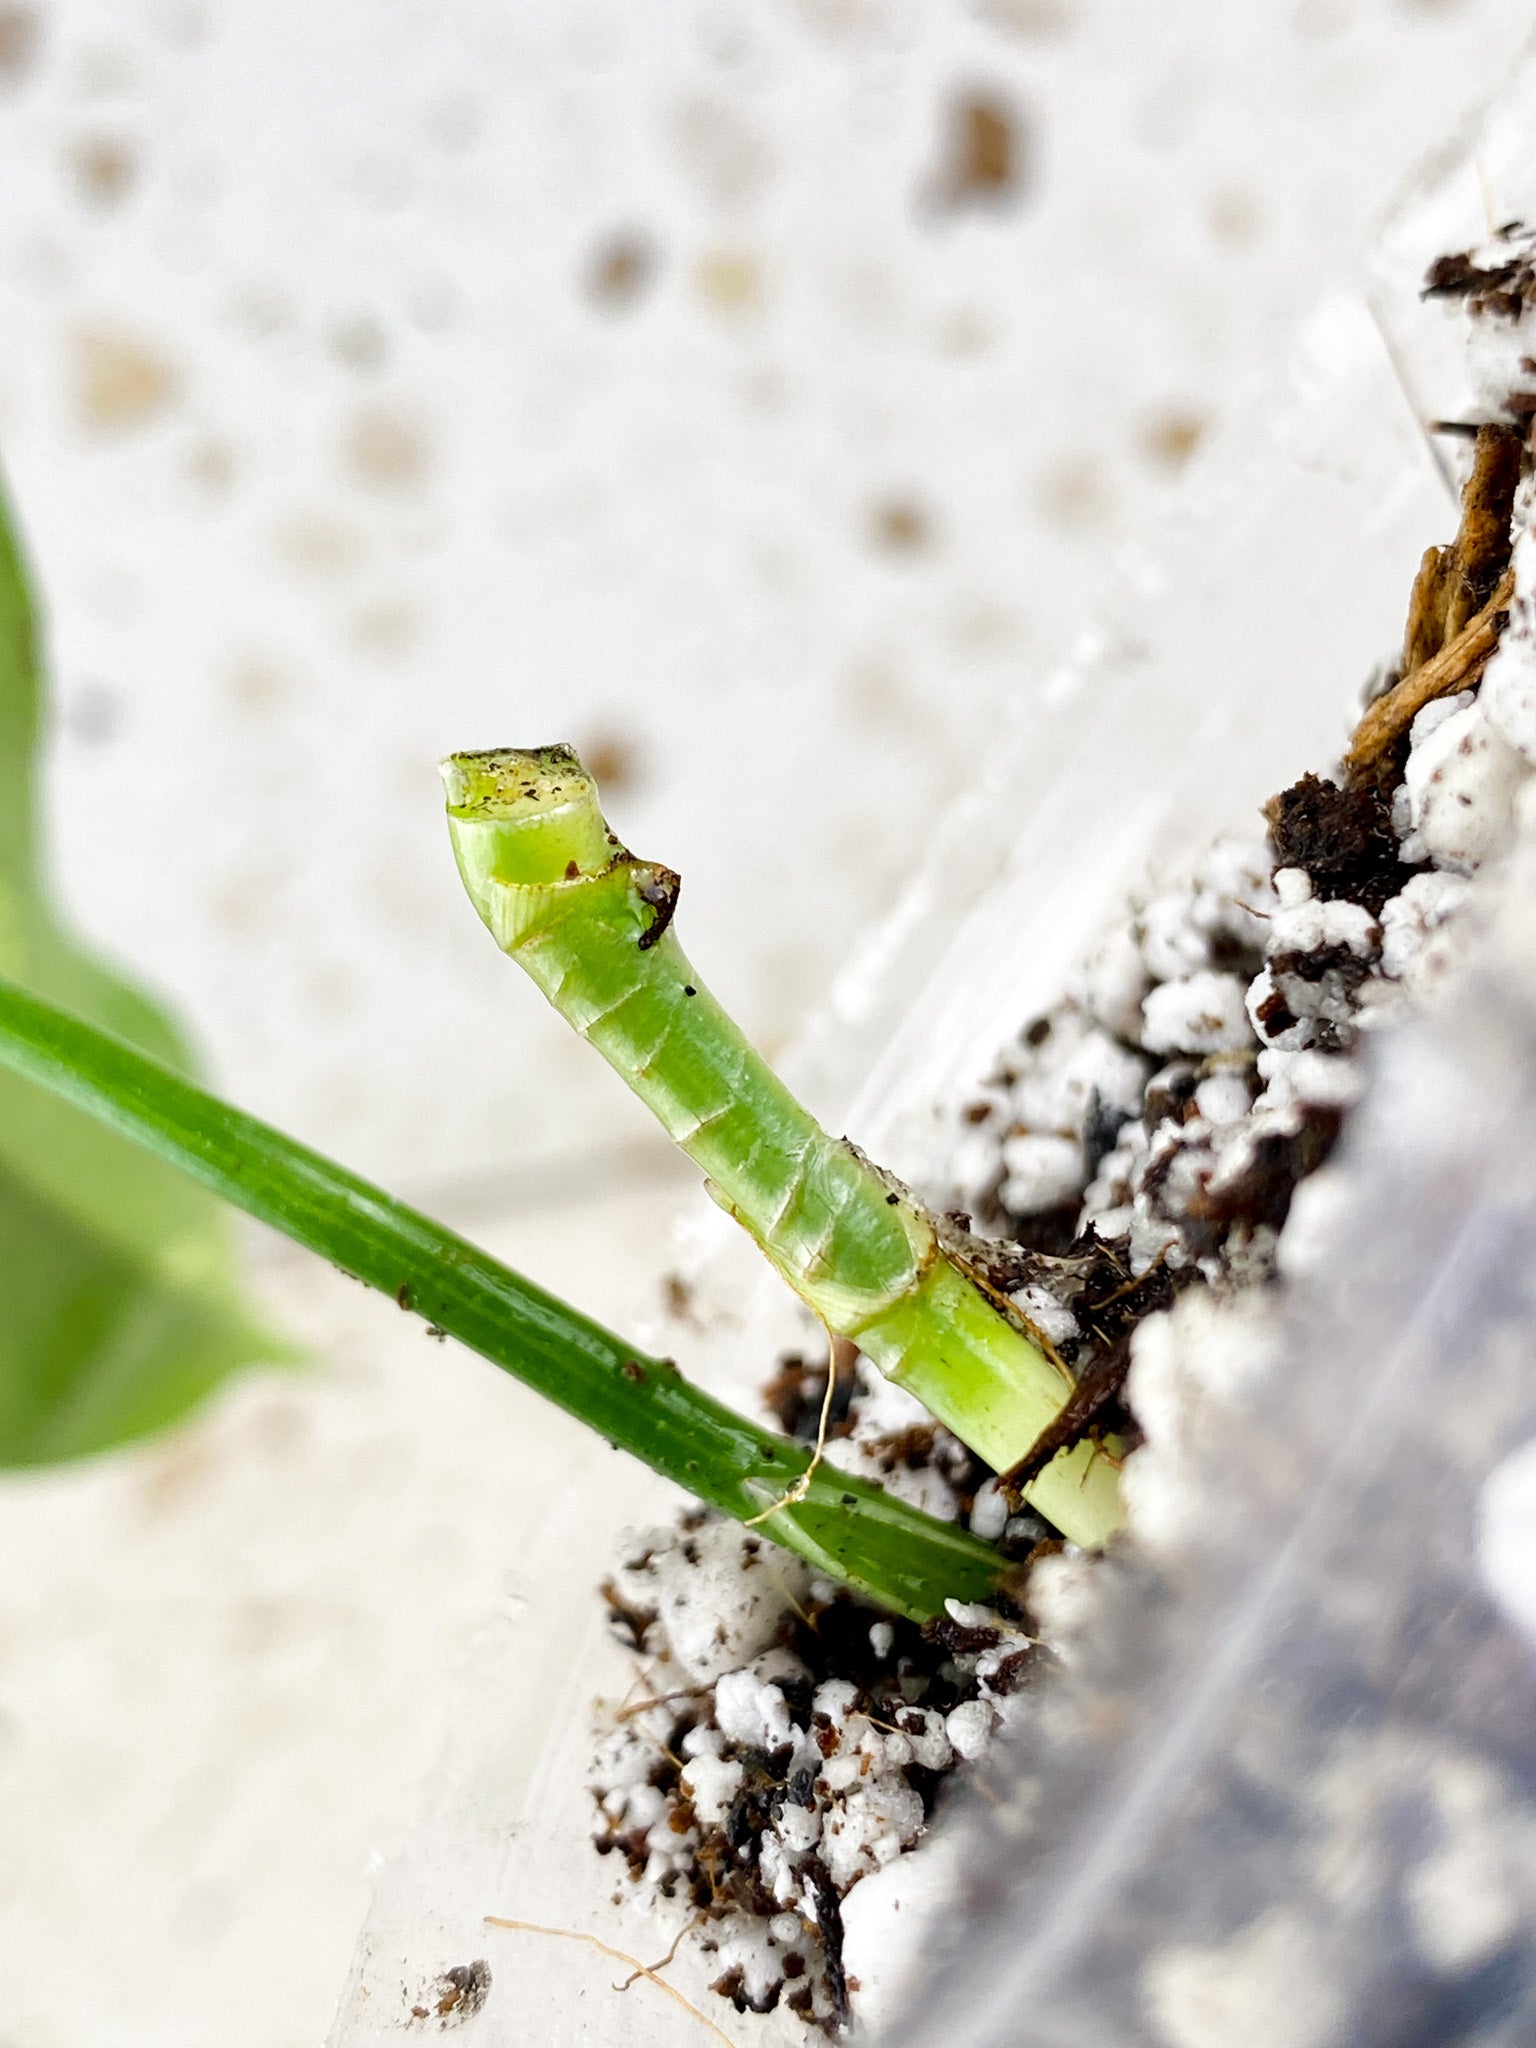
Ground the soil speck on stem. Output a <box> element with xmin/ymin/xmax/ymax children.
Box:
<box><xmin>587</xmin><ymin>233</ymin><xmax>657</xmax><ymax>309</ymax></box>
<box><xmin>931</xmin><ymin>90</ymin><xmax>1026</xmax><ymax>209</ymax></box>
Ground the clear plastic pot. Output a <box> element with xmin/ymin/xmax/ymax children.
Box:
<box><xmin>328</xmin><ymin>77</ymin><xmax>1536</xmax><ymax>2048</ymax></box>
<box><xmin>893</xmin><ymin>885</ymin><xmax>1536</xmax><ymax>2048</ymax></box>
<box><xmin>892</xmin><ymin>65</ymin><xmax>1536</xmax><ymax>2048</ymax></box>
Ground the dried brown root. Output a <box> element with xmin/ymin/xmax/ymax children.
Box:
<box><xmin>1345</xmin><ymin>566</ymin><xmax>1513</xmax><ymax>782</ymax></box>
<box><xmin>998</xmin><ymin>1343</ymin><xmax>1130</xmax><ymax>1504</ymax></box>
<box><xmin>483</xmin><ymin>1917</ymin><xmax>741</xmax><ymax>2047</ymax></box>
<box><xmin>1401</xmin><ymin>543</ymin><xmax>1454</xmax><ymax>674</ymax></box>
<box><xmin>1347</xmin><ymin>421</ymin><xmax>1524</xmax><ymax>782</ymax></box>
<box><xmin>1442</xmin><ymin>421</ymin><xmax>1523</xmax><ymax>638</ymax></box>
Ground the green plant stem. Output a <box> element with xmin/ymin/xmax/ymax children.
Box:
<box><xmin>0</xmin><ymin>973</ymin><xmax>1017</xmax><ymax>1622</ymax></box>
<box><xmin>443</xmin><ymin>747</ymin><xmax>1125</xmax><ymax>1548</ymax></box>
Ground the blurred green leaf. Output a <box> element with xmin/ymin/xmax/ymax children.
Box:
<box><xmin>0</xmin><ymin>467</ymin><xmax>288</xmax><ymax>1463</ymax></box>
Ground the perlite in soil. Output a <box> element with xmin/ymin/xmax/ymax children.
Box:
<box><xmin>571</xmin><ymin>233</ymin><xmax>1536</xmax><ymax>2034</ymax></box>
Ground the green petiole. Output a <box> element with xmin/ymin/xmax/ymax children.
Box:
<box><xmin>0</xmin><ymin>973</ymin><xmax>1018</xmax><ymax>1622</ymax></box>
<box><xmin>443</xmin><ymin>746</ymin><xmax>1125</xmax><ymax>1549</ymax></box>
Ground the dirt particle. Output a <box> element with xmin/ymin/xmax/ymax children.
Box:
<box><xmin>212</xmin><ymin>859</ymin><xmax>286</xmax><ymax>933</ymax></box>
<box><xmin>1141</xmin><ymin>407</ymin><xmax>1206</xmax><ymax>473</ymax></box>
<box><xmin>933</xmin><ymin>90</ymin><xmax>1026</xmax><ymax>209</ymax></box>
<box><xmin>937</xmin><ymin>304</ymin><xmax>993</xmax><ymax>357</ymax></box>
<box><xmin>342</xmin><ymin>403</ymin><xmax>430</xmax><ymax>493</ymax></box>
<box><xmin>406</xmin><ymin>1960</ymin><xmax>490</xmax><ymax>2028</ymax></box>
<box><xmin>587</xmin><ymin>231</ymin><xmax>656</xmax><ymax>310</ymax></box>
<box><xmin>155</xmin><ymin>1</ymin><xmax>211</xmax><ymax>50</ymax></box>
<box><xmin>1264</xmin><ymin>772</ymin><xmax>1411</xmax><ymax>916</ymax></box>
<box><xmin>405</xmin><ymin>272</ymin><xmax>460</xmax><ymax>334</ymax></box>
<box><xmin>924</xmin><ymin>1613</ymin><xmax>1003</xmax><ymax>1657</ymax></box>
<box><xmin>229</xmin><ymin>279</ymin><xmax>293</xmax><ymax>339</ymax></box>
<box><xmin>70</xmin><ymin>133</ymin><xmax>139</xmax><ymax>206</ymax></box>
<box><xmin>1188</xmin><ymin>1105</ymin><xmax>1343</xmax><ymax>1244</ymax></box>
<box><xmin>329</xmin><ymin>314</ymin><xmax>389</xmax><ymax>375</ymax></box>
<box><xmin>761</xmin><ymin>1347</ymin><xmax>859</xmax><ymax>1444</ymax></box>
<box><xmin>0</xmin><ymin>4</ymin><xmax>39</xmax><ymax>83</ymax></box>
<box><xmin>1037</xmin><ymin>455</ymin><xmax>1107</xmax><ymax>528</ymax></box>
<box><xmin>806</xmin><ymin>1863</ymin><xmax>851</xmax><ymax>2026</ymax></box>
<box><xmin>74</xmin><ymin>327</ymin><xmax>179</xmax><ymax>432</ymax></box>
<box><xmin>135</xmin><ymin>1434</ymin><xmax>214</xmax><ymax>1519</ymax></box>
<box><xmin>274</xmin><ymin>510</ymin><xmax>361</xmax><ymax>580</ymax></box>
<box><xmin>1207</xmin><ymin>183</ymin><xmax>1263</xmax><ymax>246</ymax></box>
<box><xmin>421</xmin><ymin>91</ymin><xmax>483</xmax><ymax>154</ymax></box>
<box><xmin>662</xmin><ymin>1272</ymin><xmax>699</xmax><ymax>1325</ymax></box>
<box><xmin>351</xmin><ymin>596</ymin><xmax>421</xmax><ymax>658</ymax></box>
<box><xmin>1083</xmin><ymin>1088</ymin><xmax>1131</xmax><ymax>1178</ymax></box>
<box><xmin>986</xmin><ymin>1644</ymin><xmax>1041</xmax><ymax>1695</ymax></box>
<box><xmin>227</xmin><ymin>655</ymin><xmax>290</xmax><ymax>710</ymax></box>
<box><xmin>635</xmin><ymin>865</ymin><xmax>681</xmax><ymax>951</ymax></box>
<box><xmin>949</xmin><ymin>600</ymin><xmax>1015</xmax><ymax>655</ymax></box>
<box><xmin>436</xmin><ymin>1961</ymin><xmax>490</xmax><ymax>2020</ymax></box>
<box><xmin>63</xmin><ymin>679</ymin><xmax>121</xmax><ymax>746</ymax></box>
<box><xmin>976</xmin><ymin>0</ymin><xmax>1073</xmax><ymax>33</ymax></box>
<box><xmin>581</xmin><ymin>731</ymin><xmax>639</xmax><ymax>790</ymax></box>
<box><xmin>183</xmin><ymin>434</ymin><xmax>235</xmax><ymax>494</ymax></box>
<box><xmin>672</xmin><ymin>93</ymin><xmax>771</xmax><ymax>205</ymax></box>
<box><xmin>600</xmin><ymin>1573</ymin><xmax>657</xmax><ymax>1652</ymax></box>
<box><xmin>695</xmin><ymin>247</ymin><xmax>764</xmax><ymax>317</ymax></box>
<box><xmin>869</xmin><ymin>497</ymin><xmax>931</xmax><ymax>552</ymax></box>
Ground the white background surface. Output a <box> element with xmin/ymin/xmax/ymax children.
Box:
<box><xmin>0</xmin><ymin>2</ymin><xmax>1532</xmax><ymax>2043</ymax></box>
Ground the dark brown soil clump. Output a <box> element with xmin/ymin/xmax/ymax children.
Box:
<box><xmin>1264</xmin><ymin>773</ymin><xmax>1409</xmax><ymax>916</ymax></box>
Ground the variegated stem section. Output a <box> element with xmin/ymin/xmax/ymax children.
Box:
<box><xmin>443</xmin><ymin>746</ymin><xmax>1124</xmax><ymax>1548</ymax></box>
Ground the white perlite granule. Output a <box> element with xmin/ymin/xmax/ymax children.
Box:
<box><xmin>1397</xmin><ymin>697</ymin><xmax>1527</xmax><ymax>872</ymax></box>
<box><xmin>1141</xmin><ymin>969</ymin><xmax>1253</xmax><ymax>1056</ymax></box>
